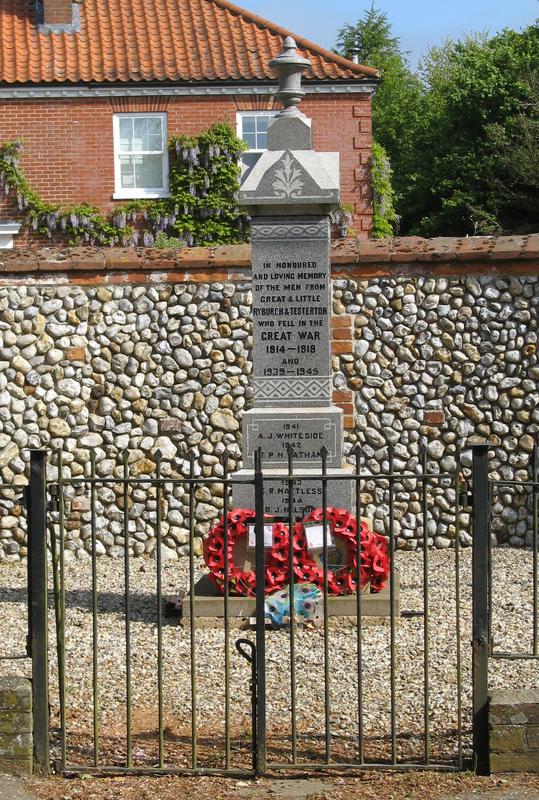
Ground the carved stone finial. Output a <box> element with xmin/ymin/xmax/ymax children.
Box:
<box><xmin>269</xmin><ymin>36</ymin><xmax>311</xmax><ymax>117</ymax></box>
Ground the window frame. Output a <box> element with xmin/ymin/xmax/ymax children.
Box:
<box><xmin>112</xmin><ymin>112</ymin><xmax>170</xmax><ymax>200</ymax></box>
<box><xmin>236</xmin><ymin>111</ymin><xmax>277</xmax><ymax>154</ymax></box>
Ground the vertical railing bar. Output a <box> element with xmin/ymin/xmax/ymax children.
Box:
<box><xmin>471</xmin><ymin>444</ymin><xmax>490</xmax><ymax>776</ymax></box>
<box><xmin>421</xmin><ymin>445</ymin><xmax>430</xmax><ymax>766</ymax></box>
<box><xmin>223</xmin><ymin>454</ymin><xmax>231</xmax><ymax>770</ymax></box>
<box><xmin>57</xmin><ymin>449</ymin><xmax>67</xmax><ymax>769</ymax></box>
<box><xmin>487</xmin><ymin>482</ymin><xmax>493</xmax><ymax>652</ymax></box>
<box><xmin>388</xmin><ymin>445</ymin><xmax>397</xmax><ymax>765</ymax></box>
<box><xmin>354</xmin><ymin>448</ymin><xmax>364</xmax><ymax>764</ymax></box>
<box><xmin>454</xmin><ymin>452</ymin><xmax>463</xmax><ymax>769</ymax></box>
<box><xmin>155</xmin><ymin>451</ymin><xmax>164</xmax><ymax>768</ymax></box>
<box><xmin>254</xmin><ymin>448</ymin><xmax>267</xmax><ymax>775</ymax></box>
<box><xmin>287</xmin><ymin>444</ymin><xmax>297</xmax><ymax>766</ymax></box>
<box><xmin>532</xmin><ymin>444</ymin><xmax>538</xmax><ymax>656</ymax></box>
<box><xmin>26</xmin><ymin>481</ymin><xmax>32</xmax><ymax>661</ymax></box>
<box><xmin>90</xmin><ymin>452</ymin><xmax>100</xmax><ymax>767</ymax></box>
<box><xmin>188</xmin><ymin>452</ymin><xmax>198</xmax><ymax>770</ymax></box>
<box><xmin>28</xmin><ymin>450</ymin><xmax>50</xmax><ymax>774</ymax></box>
<box><xmin>122</xmin><ymin>450</ymin><xmax>132</xmax><ymax>768</ymax></box>
<box><xmin>48</xmin><ymin>515</ymin><xmax>61</xmax><ymax>670</ymax></box>
<box><xmin>321</xmin><ymin>447</ymin><xmax>331</xmax><ymax>765</ymax></box>
<box><xmin>47</xmin><ymin>464</ymin><xmax>63</xmax><ymax>765</ymax></box>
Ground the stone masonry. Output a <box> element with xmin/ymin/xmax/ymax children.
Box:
<box><xmin>490</xmin><ymin>689</ymin><xmax>539</xmax><ymax>773</ymax></box>
<box><xmin>0</xmin><ymin>676</ymin><xmax>32</xmax><ymax>776</ymax></box>
<box><xmin>0</xmin><ymin>236</ymin><xmax>537</xmax><ymax>560</ymax></box>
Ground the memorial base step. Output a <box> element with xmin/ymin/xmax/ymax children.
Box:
<box><xmin>181</xmin><ymin>574</ymin><xmax>400</xmax><ymax>621</ymax></box>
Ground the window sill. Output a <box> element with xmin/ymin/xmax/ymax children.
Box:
<box><xmin>112</xmin><ymin>191</ymin><xmax>171</xmax><ymax>200</ymax></box>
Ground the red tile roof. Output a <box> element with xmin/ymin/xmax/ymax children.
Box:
<box><xmin>0</xmin><ymin>0</ymin><xmax>378</xmax><ymax>85</ymax></box>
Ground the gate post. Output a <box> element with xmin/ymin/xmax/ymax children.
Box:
<box><xmin>27</xmin><ymin>450</ymin><xmax>49</xmax><ymax>774</ymax></box>
<box><xmin>253</xmin><ymin>448</ymin><xmax>267</xmax><ymax>775</ymax></box>
<box><xmin>471</xmin><ymin>443</ymin><xmax>490</xmax><ymax>776</ymax></box>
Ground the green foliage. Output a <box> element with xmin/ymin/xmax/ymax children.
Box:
<box><xmin>0</xmin><ymin>141</ymin><xmax>129</xmax><ymax>245</ymax></box>
<box><xmin>403</xmin><ymin>24</ymin><xmax>539</xmax><ymax>235</ymax></box>
<box><xmin>167</xmin><ymin>123</ymin><xmax>248</xmax><ymax>245</ymax></box>
<box><xmin>335</xmin><ymin>4</ymin><xmax>400</xmax><ymax>64</ymax></box>
<box><xmin>0</xmin><ymin>123</ymin><xmax>249</xmax><ymax>247</ymax></box>
<box><xmin>335</xmin><ymin>9</ymin><xmax>539</xmax><ymax>236</ymax></box>
<box><xmin>154</xmin><ymin>231</ymin><xmax>185</xmax><ymax>248</ymax></box>
<box><xmin>485</xmin><ymin>72</ymin><xmax>539</xmax><ymax>232</ymax></box>
<box><xmin>334</xmin><ymin>4</ymin><xmax>422</xmax><ymax>223</ymax></box>
<box><xmin>371</xmin><ymin>140</ymin><xmax>398</xmax><ymax>238</ymax></box>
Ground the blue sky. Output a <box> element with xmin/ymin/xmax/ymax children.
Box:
<box><xmin>245</xmin><ymin>1</ymin><xmax>538</xmax><ymax>66</ymax></box>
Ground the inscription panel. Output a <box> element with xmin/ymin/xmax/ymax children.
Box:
<box><xmin>251</xmin><ymin>216</ymin><xmax>331</xmax><ymax>407</ymax></box>
<box><xmin>234</xmin><ymin>474</ymin><xmax>353</xmax><ymax>518</ymax></box>
<box><xmin>244</xmin><ymin>414</ymin><xmax>340</xmax><ymax>468</ymax></box>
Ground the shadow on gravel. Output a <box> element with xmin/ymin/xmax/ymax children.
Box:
<box><xmin>0</xmin><ymin>587</ymin><xmax>168</xmax><ymax>624</ymax></box>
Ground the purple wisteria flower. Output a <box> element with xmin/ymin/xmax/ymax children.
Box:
<box><xmin>113</xmin><ymin>211</ymin><xmax>127</xmax><ymax>229</ymax></box>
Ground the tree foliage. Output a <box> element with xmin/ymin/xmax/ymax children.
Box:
<box><xmin>335</xmin><ymin>8</ymin><xmax>539</xmax><ymax>236</ymax></box>
<box><xmin>335</xmin><ymin>4</ymin><xmax>422</xmax><ymax>211</ymax></box>
<box><xmin>405</xmin><ymin>24</ymin><xmax>539</xmax><ymax>235</ymax></box>
<box><xmin>371</xmin><ymin>141</ymin><xmax>398</xmax><ymax>238</ymax></box>
<box><xmin>485</xmin><ymin>72</ymin><xmax>539</xmax><ymax>232</ymax></box>
<box><xmin>335</xmin><ymin>4</ymin><xmax>400</xmax><ymax>64</ymax></box>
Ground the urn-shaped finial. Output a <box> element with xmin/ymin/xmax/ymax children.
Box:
<box><xmin>269</xmin><ymin>36</ymin><xmax>311</xmax><ymax>116</ymax></box>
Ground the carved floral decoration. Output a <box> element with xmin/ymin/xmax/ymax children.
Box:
<box><xmin>271</xmin><ymin>153</ymin><xmax>305</xmax><ymax>199</ymax></box>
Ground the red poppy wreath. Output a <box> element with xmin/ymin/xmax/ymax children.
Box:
<box><xmin>203</xmin><ymin>509</ymin><xmax>290</xmax><ymax>596</ymax></box>
<box><xmin>293</xmin><ymin>507</ymin><xmax>390</xmax><ymax>596</ymax></box>
<box><xmin>203</xmin><ymin>508</ymin><xmax>390</xmax><ymax>597</ymax></box>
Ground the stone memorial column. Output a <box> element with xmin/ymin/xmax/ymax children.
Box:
<box><xmin>233</xmin><ymin>37</ymin><xmax>352</xmax><ymax>517</ymax></box>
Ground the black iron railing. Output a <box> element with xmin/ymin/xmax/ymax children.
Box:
<box><xmin>470</xmin><ymin>442</ymin><xmax>539</xmax><ymax>776</ymax></box>
<box><xmin>27</xmin><ymin>445</ymin><xmax>466</xmax><ymax>776</ymax></box>
<box><xmin>12</xmin><ymin>441</ymin><xmax>539</xmax><ymax>777</ymax></box>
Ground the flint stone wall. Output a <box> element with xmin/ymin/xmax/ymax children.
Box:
<box><xmin>0</xmin><ymin>271</ymin><xmax>537</xmax><ymax>561</ymax></box>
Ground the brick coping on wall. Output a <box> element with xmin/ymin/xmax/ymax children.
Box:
<box><xmin>0</xmin><ymin>234</ymin><xmax>538</xmax><ymax>284</ymax></box>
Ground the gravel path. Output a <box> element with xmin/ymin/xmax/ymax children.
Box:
<box><xmin>1</xmin><ymin>550</ymin><xmax>538</xmax><ymax>770</ymax></box>
<box><xmin>0</xmin><ymin>777</ymin><xmax>35</xmax><ymax>800</ymax></box>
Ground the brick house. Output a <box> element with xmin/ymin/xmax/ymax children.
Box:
<box><xmin>0</xmin><ymin>0</ymin><xmax>378</xmax><ymax>247</ymax></box>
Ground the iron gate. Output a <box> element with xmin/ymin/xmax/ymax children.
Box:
<box><xmin>11</xmin><ymin>444</ymin><xmax>473</xmax><ymax>777</ymax></box>
<box><xmin>471</xmin><ymin>442</ymin><xmax>539</xmax><ymax>775</ymax></box>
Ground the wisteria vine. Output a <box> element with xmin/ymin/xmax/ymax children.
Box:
<box><xmin>0</xmin><ymin>123</ymin><xmax>250</xmax><ymax>247</ymax></box>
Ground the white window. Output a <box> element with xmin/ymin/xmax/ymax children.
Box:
<box><xmin>0</xmin><ymin>222</ymin><xmax>20</xmax><ymax>249</ymax></box>
<box><xmin>237</xmin><ymin>111</ymin><xmax>276</xmax><ymax>171</ymax></box>
<box><xmin>113</xmin><ymin>113</ymin><xmax>169</xmax><ymax>199</ymax></box>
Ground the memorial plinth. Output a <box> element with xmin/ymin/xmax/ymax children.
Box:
<box><xmin>232</xmin><ymin>37</ymin><xmax>353</xmax><ymax>516</ymax></box>
<box><xmin>182</xmin><ymin>574</ymin><xmax>400</xmax><ymax>622</ymax></box>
